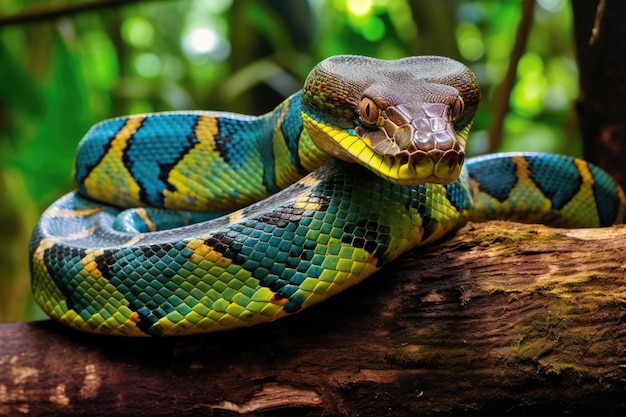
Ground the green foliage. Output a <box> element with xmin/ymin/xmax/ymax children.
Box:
<box><xmin>0</xmin><ymin>0</ymin><xmax>576</xmax><ymax>322</ymax></box>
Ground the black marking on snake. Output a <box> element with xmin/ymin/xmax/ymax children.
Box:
<box><xmin>156</xmin><ymin>115</ymin><xmax>202</xmax><ymax>195</ymax></box>
<box><xmin>43</xmin><ymin>246</ymin><xmax>86</xmax><ymax>313</ymax></box>
<box><xmin>213</xmin><ymin>118</ymin><xmax>253</xmax><ymax>167</ymax></box>
<box><xmin>342</xmin><ymin>219</ymin><xmax>392</xmax><ymax>267</ymax></box>
<box><xmin>259</xmin><ymin>207</ymin><xmax>306</xmax><ymax>228</ymax></box>
<box><xmin>129</xmin><ymin>300</ymin><xmax>166</xmax><ymax>336</ymax></box>
<box><xmin>120</xmin><ymin>125</ymin><xmax>148</xmax><ymax>202</ymax></box>
<box><xmin>281</xmin><ymin>122</ymin><xmax>308</xmax><ymax>175</ymax></box>
<box><xmin>204</xmin><ymin>233</ymin><xmax>236</xmax><ymax>255</ymax></box>
<box><xmin>214</xmin><ymin>118</ymin><xmax>282</xmax><ymax>194</ymax></box>
<box><xmin>279</xmin><ymin>96</ymin><xmax>308</xmax><ymax>175</ymax></box>
<box><xmin>94</xmin><ymin>249</ymin><xmax>114</xmax><ymax>280</ymax></box>
<box><xmin>406</xmin><ymin>184</ymin><xmax>439</xmax><ymax>242</ymax></box>
<box><xmin>83</xmin><ymin>117</ymin><xmax>143</xmax><ymax>184</ymax></box>
<box><xmin>260</xmin><ymin>150</ymin><xmax>280</xmax><ymax>195</ymax></box>
<box><xmin>254</xmin><ymin>182</ymin><xmax>332</xmax><ymax>228</ymax></box>
<box><xmin>213</xmin><ymin>133</ymin><xmax>235</xmax><ymax>165</ymax></box>
<box><xmin>468</xmin><ymin>157</ymin><xmax>518</xmax><ymax>202</ymax></box>
<box><xmin>205</xmin><ymin>216</ymin><xmax>320</xmax><ymax>314</ymax></box>
<box><xmin>110</xmin><ymin>242</ymin><xmax>185</xmax><ymax>336</ymax></box>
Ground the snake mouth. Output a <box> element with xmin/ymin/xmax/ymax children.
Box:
<box><xmin>354</xmin><ymin>102</ymin><xmax>467</xmax><ymax>185</ymax></box>
<box><xmin>389</xmin><ymin>148</ymin><xmax>465</xmax><ymax>185</ymax></box>
<box><xmin>302</xmin><ymin>110</ymin><xmax>467</xmax><ymax>186</ymax></box>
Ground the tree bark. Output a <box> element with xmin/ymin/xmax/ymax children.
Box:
<box><xmin>2</xmin><ymin>221</ymin><xmax>625</xmax><ymax>417</ymax></box>
<box><xmin>573</xmin><ymin>0</ymin><xmax>626</xmax><ymax>189</ymax></box>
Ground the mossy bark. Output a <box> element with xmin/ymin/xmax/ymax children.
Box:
<box><xmin>1</xmin><ymin>221</ymin><xmax>625</xmax><ymax>416</ymax></box>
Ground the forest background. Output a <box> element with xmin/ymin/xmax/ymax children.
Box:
<box><xmin>0</xmin><ymin>0</ymin><xmax>576</xmax><ymax>322</ymax></box>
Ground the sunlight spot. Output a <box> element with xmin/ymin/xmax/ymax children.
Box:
<box><xmin>181</xmin><ymin>25</ymin><xmax>230</xmax><ymax>62</ymax></box>
<box><xmin>346</xmin><ymin>0</ymin><xmax>372</xmax><ymax>17</ymax></box>
<box><xmin>183</xmin><ymin>27</ymin><xmax>219</xmax><ymax>55</ymax></box>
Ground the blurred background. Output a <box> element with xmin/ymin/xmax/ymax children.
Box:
<box><xmin>0</xmin><ymin>0</ymin><xmax>576</xmax><ymax>322</ymax></box>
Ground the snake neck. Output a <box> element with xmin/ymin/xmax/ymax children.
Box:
<box><xmin>266</xmin><ymin>91</ymin><xmax>332</xmax><ymax>190</ymax></box>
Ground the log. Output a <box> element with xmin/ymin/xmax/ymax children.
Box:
<box><xmin>1</xmin><ymin>221</ymin><xmax>625</xmax><ymax>416</ymax></box>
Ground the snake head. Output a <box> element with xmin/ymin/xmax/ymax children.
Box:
<box><xmin>301</xmin><ymin>55</ymin><xmax>480</xmax><ymax>185</ymax></box>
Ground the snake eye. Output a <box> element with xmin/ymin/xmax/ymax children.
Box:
<box><xmin>358</xmin><ymin>97</ymin><xmax>381</xmax><ymax>127</ymax></box>
<box><xmin>450</xmin><ymin>96</ymin><xmax>464</xmax><ymax>121</ymax></box>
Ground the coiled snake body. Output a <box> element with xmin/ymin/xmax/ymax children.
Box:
<box><xmin>30</xmin><ymin>55</ymin><xmax>626</xmax><ymax>336</ymax></box>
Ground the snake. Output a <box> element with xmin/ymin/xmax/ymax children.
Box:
<box><xmin>29</xmin><ymin>55</ymin><xmax>626</xmax><ymax>337</ymax></box>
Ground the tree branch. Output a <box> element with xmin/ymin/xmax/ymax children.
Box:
<box><xmin>487</xmin><ymin>0</ymin><xmax>535</xmax><ymax>153</ymax></box>
<box><xmin>2</xmin><ymin>221</ymin><xmax>625</xmax><ymax>416</ymax></box>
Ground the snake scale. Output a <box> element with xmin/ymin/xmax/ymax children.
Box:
<box><xmin>30</xmin><ymin>55</ymin><xmax>626</xmax><ymax>336</ymax></box>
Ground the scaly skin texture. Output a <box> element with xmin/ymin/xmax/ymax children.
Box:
<box><xmin>30</xmin><ymin>55</ymin><xmax>625</xmax><ymax>336</ymax></box>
